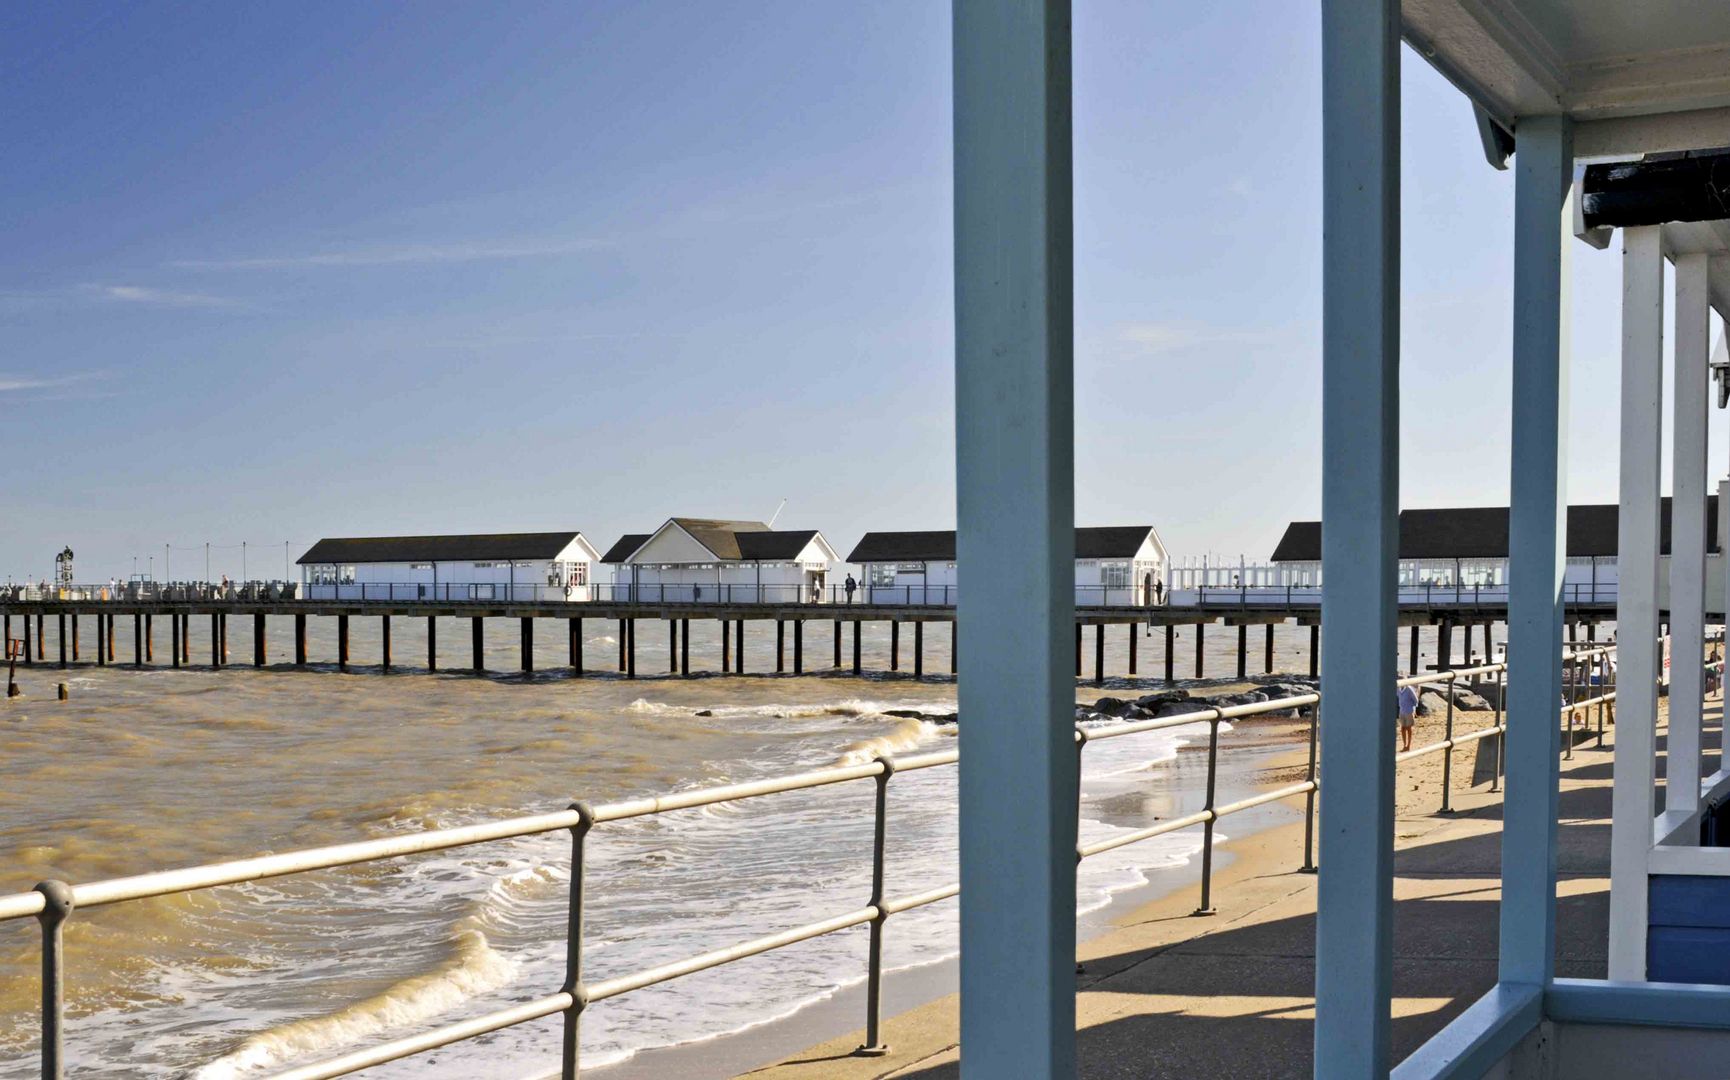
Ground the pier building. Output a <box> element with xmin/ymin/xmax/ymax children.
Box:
<box><xmin>297</xmin><ymin>531</ymin><xmax>600</xmax><ymax>601</ymax></box>
<box><xmin>612</xmin><ymin>517</ymin><xmax>839</xmax><ymax>603</ymax></box>
<box><xmin>846</xmin><ymin>525</ymin><xmax>1168</xmax><ymax>606</ymax></box>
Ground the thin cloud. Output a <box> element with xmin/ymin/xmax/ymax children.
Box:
<box><xmin>0</xmin><ymin>371</ymin><xmax>105</xmax><ymax>394</ymax></box>
<box><xmin>1114</xmin><ymin>321</ymin><xmax>1284</xmax><ymax>354</ymax></box>
<box><xmin>87</xmin><ymin>284</ymin><xmax>238</xmax><ymax>309</ymax></box>
<box><xmin>167</xmin><ymin>238</ymin><xmax>610</xmax><ymax>271</ymax></box>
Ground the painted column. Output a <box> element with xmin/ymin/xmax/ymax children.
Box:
<box><xmin>1609</xmin><ymin>224</ymin><xmax>1665</xmax><ymax>980</ymax></box>
<box><xmin>1313</xmin><ymin>0</ymin><xmax>1400</xmax><ymax>1072</ymax></box>
<box><xmin>1668</xmin><ymin>251</ymin><xmax>1710</xmax><ymax>819</ymax></box>
<box><xmin>954</xmin><ymin>1</ymin><xmax>1077</xmax><ymax>1073</ymax></box>
<box><xmin>1499</xmin><ymin>114</ymin><xmax>1573</xmax><ymax>991</ymax></box>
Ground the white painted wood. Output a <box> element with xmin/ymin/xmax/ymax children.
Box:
<box><xmin>1670</xmin><ymin>252</ymin><xmax>1711</xmax><ymax>819</ymax></box>
<box><xmin>1609</xmin><ymin>224</ymin><xmax>1665</xmax><ymax>981</ymax></box>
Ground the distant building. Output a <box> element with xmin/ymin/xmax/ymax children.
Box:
<box><xmin>613</xmin><ymin>518</ymin><xmax>840</xmax><ymax>602</ymax></box>
<box><xmin>297</xmin><ymin>531</ymin><xmax>601</xmax><ymax>601</ymax></box>
<box><xmin>1269</xmin><ymin>499</ymin><xmax>1720</xmax><ymax>598</ymax></box>
<box><xmin>845</xmin><ymin>526</ymin><xmax>1169</xmax><ymax>606</ymax></box>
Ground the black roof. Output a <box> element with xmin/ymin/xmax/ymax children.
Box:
<box><xmin>600</xmin><ymin>534</ymin><xmax>650</xmax><ymax>564</ymax></box>
<box><xmin>1269</xmin><ymin>499</ymin><xmax>1718</xmax><ymax>561</ymax></box>
<box><xmin>298</xmin><ymin>531</ymin><xmax>589</xmax><ymax>565</ymax></box>
<box><xmin>847</xmin><ymin>526</ymin><xmax>1156</xmax><ymax>564</ymax></box>
<box><xmin>736</xmin><ymin>530</ymin><xmax>821</xmax><ymax>560</ymax></box>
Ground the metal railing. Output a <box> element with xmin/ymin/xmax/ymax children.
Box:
<box><xmin>1183</xmin><ymin>581</ymin><xmax>1618</xmax><ymax>607</ymax></box>
<box><xmin>0</xmin><ymin>647</ymin><xmax>1620</xmax><ymax>1079</ymax></box>
<box><xmin>0</xmin><ymin>581</ymin><xmax>299</xmax><ymax>603</ymax></box>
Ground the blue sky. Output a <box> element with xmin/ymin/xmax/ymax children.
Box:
<box><xmin>1</xmin><ymin>2</ymin><xmax>1717</xmax><ymax>583</ymax></box>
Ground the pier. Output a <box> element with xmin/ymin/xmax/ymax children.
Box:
<box><xmin>0</xmin><ymin>590</ymin><xmax>1627</xmax><ymax>685</ymax></box>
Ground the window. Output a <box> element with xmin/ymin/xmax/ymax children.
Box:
<box><xmin>408</xmin><ymin>562</ymin><xmax>432</xmax><ymax>571</ymax></box>
<box><xmin>1102</xmin><ymin>562</ymin><xmax>1130</xmax><ymax>588</ymax></box>
<box><xmin>339</xmin><ymin>565</ymin><xmax>356</xmax><ymax>585</ymax></box>
<box><xmin>869</xmin><ymin>564</ymin><xmax>896</xmax><ymax>586</ymax></box>
<box><xmin>309</xmin><ymin>565</ymin><xmax>338</xmax><ymax>585</ymax></box>
<box><xmin>474</xmin><ymin>562</ymin><xmax>496</xmax><ymax>569</ymax></box>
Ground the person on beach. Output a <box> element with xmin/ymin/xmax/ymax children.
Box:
<box><xmin>1396</xmin><ymin>682</ymin><xmax>1419</xmax><ymax>752</ymax></box>
<box><xmin>844</xmin><ymin>574</ymin><xmax>857</xmax><ymax>604</ymax></box>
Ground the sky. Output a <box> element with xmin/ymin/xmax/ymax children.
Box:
<box><xmin>2</xmin><ymin>1</ymin><xmax>1723</xmax><ymax>585</ymax></box>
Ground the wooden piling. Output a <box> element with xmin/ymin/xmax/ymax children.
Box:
<box><xmin>220</xmin><ymin>612</ymin><xmax>228</xmax><ymax>665</ymax></box>
<box><xmin>570</xmin><ymin>617</ymin><xmax>581</xmax><ymax>674</ymax></box>
<box><xmin>1074</xmin><ymin>622</ymin><xmax>1082</xmax><ymax>677</ymax></box>
<box><xmin>618</xmin><ymin>619</ymin><xmax>627</xmax><ymax>672</ymax></box>
<box><xmin>793</xmin><ymin>620</ymin><xmax>803</xmax><ymax>674</ymax></box>
<box><xmin>182</xmin><ymin>613</ymin><xmax>190</xmax><ymax>663</ymax></box>
<box><xmin>834</xmin><ymin>619</ymin><xmax>842</xmax><ymax>668</ymax></box>
<box><xmin>338</xmin><ymin>614</ymin><xmax>349</xmax><ymax>672</ymax></box>
<box><xmin>670</xmin><ymin>619</ymin><xmax>678</xmax><ymax>673</ymax></box>
<box><xmin>680</xmin><ymin>619</ymin><xmax>690</xmax><ymax>675</ymax></box>
<box><xmin>734</xmin><ymin>619</ymin><xmax>744</xmax><ymax>673</ymax></box>
<box><xmin>171</xmin><ymin>612</ymin><xmax>180</xmax><ymax>669</ymax></box>
<box><xmin>144</xmin><ymin>613</ymin><xmax>152</xmax><ymax>663</ymax></box>
<box><xmin>521</xmin><ymin>618</ymin><xmax>534</xmax><ymax>672</ymax></box>
<box><xmin>108</xmin><ymin>613</ymin><xmax>116</xmax><ymax>662</ymax></box>
<box><xmin>1309</xmin><ymin>624</ymin><xmax>1320</xmax><ymax>677</ymax></box>
<box><xmin>951</xmin><ymin>622</ymin><xmax>958</xmax><ymax>674</ymax></box>
<box><xmin>1236</xmin><ymin>624</ymin><xmax>1247</xmax><ymax>680</ymax></box>
<box><xmin>776</xmin><ymin>620</ymin><xmax>785</xmax><ymax>673</ymax></box>
<box><xmin>428</xmin><ymin>616</ymin><xmax>438</xmax><ymax>672</ymax></box>
<box><xmin>891</xmin><ymin>621</ymin><xmax>900</xmax><ymax>671</ymax></box>
<box><xmin>1129</xmin><ymin>623</ymin><xmax>1137</xmax><ymax>675</ymax></box>
<box><xmin>72</xmin><ymin>614</ymin><xmax>79</xmax><ymax>662</ymax></box>
<box><xmin>1265</xmin><ymin>623</ymin><xmax>1275</xmax><ymax>673</ymax></box>
<box><xmin>1164</xmin><ymin>625</ymin><xmax>1175</xmax><ymax>683</ymax></box>
<box><xmin>23</xmin><ymin>613</ymin><xmax>32</xmax><ymax>665</ymax></box>
<box><xmin>915</xmin><ymin>621</ymin><xmax>924</xmax><ymax>679</ymax></box>
<box><xmin>722</xmin><ymin>618</ymin><xmax>731</xmax><ymax>671</ymax></box>
<box><xmin>1194</xmin><ymin>623</ymin><xmax>1204</xmax><ymax>679</ymax></box>
<box><xmin>135</xmin><ymin>613</ymin><xmax>144</xmax><ymax>667</ymax></box>
<box><xmin>254</xmin><ymin>612</ymin><xmax>265</xmax><ymax>667</ymax></box>
<box><xmin>295</xmin><ymin>614</ymin><xmax>306</xmax><ymax>666</ymax></box>
<box><xmin>56</xmin><ymin>612</ymin><xmax>66</xmax><ymax>667</ymax></box>
<box><xmin>381</xmin><ymin>616</ymin><xmax>391</xmax><ymax>671</ymax></box>
<box><xmin>852</xmin><ymin>621</ymin><xmax>862</xmax><ymax>674</ymax></box>
<box><xmin>472</xmin><ymin>616</ymin><xmax>483</xmax><ymax>673</ymax></box>
<box><xmin>1409</xmin><ymin>624</ymin><xmax>1419</xmax><ymax>676</ymax></box>
<box><xmin>1438</xmin><ymin>619</ymin><xmax>1453</xmax><ymax>671</ymax></box>
<box><xmin>97</xmin><ymin>614</ymin><xmax>107</xmax><ymax>666</ymax></box>
<box><xmin>36</xmin><ymin>613</ymin><xmax>44</xmax><ymax>661</ymax></box>
<box><xmin>626</xmin><ymin>618</ymin><xmax>636</xmax><ymax>679</ymax></box>
<box><xmin>1093</xmin><ymin>623</ymin><xmax>1104</xmax><ymax>685</ymax></box>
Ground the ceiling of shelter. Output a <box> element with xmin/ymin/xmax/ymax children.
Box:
<box><xmin>1403</xmin><ymin>0</ymin><xmax>1730</xmax><ymax>140</ymax></box>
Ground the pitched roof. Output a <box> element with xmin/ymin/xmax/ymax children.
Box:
<box><xmin>846</xmin><ymin>526</ymin><xmax>1156</xmax><ymax>564</ymax></box>
<box><xmin>736</xmin><ymin>529</ymin><xmax>820</xmax><ymax>560</ymax></box>
<box><xmin>669</xmin><ymin>518</ymin><xmax>770</xmax><ymax>561</ymax></box>
<box><xmin>298</xmin><ymin>531</ymin><xmax>590</xmax><ymax>566</ymax></box>
<box><xmin>600</xmin><ymin>534</ymin><xmax>651</xmax><ymax>564</ymax></box>
<box><xmin>1269</xmin><ymin>499</ymin><xmax>1718</xmax><ymax>561</ymax></box>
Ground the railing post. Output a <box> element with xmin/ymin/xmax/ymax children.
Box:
<box><xmin>1301</xmin><ymin>705</ymin><xmax>1319</xmax><ymax>872</ymax></box>
<box><xmin>35</xmin><ymin>879</ymin><xmax>73</xmax><ymax>1080</ymax></box>
<box><xmin>1440</xmin><ymin>674</ymin><xmax>1456</xmax><ymax>813</ymax></box>
<box><xmin>561</xmin><ymin>802</ymin><xmax>596</xmax><ymax>1080</ymax></box>
<box><xmin>857</xmin><ymin>755</ymin><xmax>897</xmax><ymax>1056</ymax></box>
<box><xmin>1193</xmin><ymin>716</ymin><xmax>1221</xmax><ymax>915</ymax></box>
<box><xmin>1491</xmin><ymin>667</ymin><xmax>1504</xmax><ymax>792</ymax></box>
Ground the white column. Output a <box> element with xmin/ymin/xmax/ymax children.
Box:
<box><xmin>1499</xmin><ymin>114</ymin><xmax>1572</xmax><ymax>989</ymax></box>
<box><xmin>1609</xmin><ymin>225</ymin><xmax>1665</xmax><ymax>980</ymax></box>
<box><xmin>952</xmin><ymin>1</ymin><xmax>1077</xmax><ymax>1075</ymax></box>
<box><xmin>1314</xmin><ymin>0</ymin><xmax>1400</xmax><ymax>1073</ymax></box>
<box><xmin>1670</xmin><ymin>252</ymin><xmax>1711</xmax><ymax>818</ymax></box>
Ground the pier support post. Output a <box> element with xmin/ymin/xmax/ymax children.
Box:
<box><xmin>1409</xmin><ymin>624</ymin><xmax>1419</xmax><ymax>676</ymax></box>
<box><xmin>952</xmin><ymin>622</ymin><xmax>958</xmax><ymax>674</ymax></box>
<box><xmin>915</xmin><ymin>621</ymin><xmax>925</xmax><ymax>679</ymax></box>
<box><xmin>1236</xmin><ymin>624</ymin><xmax>1247</xmax><ymax>680</ymax></box>
<box><xmin>254</xmin><ymin>613</ymin><xmax>265</xmax><ymax>667</ymax></box>
<box><xmin>670</xmin><ymin>620</ymin><xmax>678</xmax><ymax>673</ymax></box>
<box><xmin>212</xmin><ymin>613</ymin><xmax>221</xmax><ymax>667</ymax></box>
<box><xmin>1074</xmin><ymin>622</ymin><xmax>1081</xmax><ymax>677</ymax></box>
<box><xmin>777</xmin><ymin>620</ymin><xmax>785</xmax><ymax>673</ymax></box>
<box><xmin>428</xmin><ymin>616</ymin><xmax>438</xmax><ymax>672</ymax></box>
<box><xmin>1128</xmin><ymin>624</ymin><xmax>1137</xmax><ymax>675</ymax></box>
<box><xmin>891</xmin><ymin>621</ymin><xmax>900</xmax><ymax>671</ymax></box>
<box><xmin>135</xmin><ymin>614</ymin><xmax>143</xmax><ymax>667</ymax></box>
<box><xmin>1164</xmin><ymin>625</ymin><xmax>1175</xmax><ymax>683</ymax></box>
<box><xmin>144</xmin><ymin>614</ymin><xmax>152</xmax><ymax>663</ymax></box>
<box><xmin>1093</xmin><ymin>624</ymin><xmax>1103</xmax><ymax>685</ymax></box>
<box><xmin>794</xmin><ymin>620</ymin><xmax>803</xmax><ymax>674</ymax></box>
<box><xmin>472</xmin><ymin>617</ymin><xmax>484</xmax><ymax>674</ymax></box>
<box><xmin>680</xmin><ymin>619</ymin><xmax>690</xmax><ymax>675</ymax></box>
<box><xmin>852</xmin><ymin>621</ymin><xmax>861</xmax><ymax>674</ymax></box>
<box><xmin>834</xmin><ymin>619</ymin><xmax>842</xmax><ymax>668</ymax></box>
<box><xmin>381</xmin><ymin>616</ymin><xmax>391</xmax><ymax>671</ymax></box>
<box><xmin>23</xmin><ymin>614</ymin><xmax>32</xmax><ymax>665</ymax></box>
<box><xmin>181</xmin><ymin>613</ymin><xmax>190</xmax><ymax>663</ymax></box>
<box><xmin>618</xmin><ymin>619</ymin><xmax>627</xmax><ymax>672</ymax></box>
<box><xmin>1314</xmin><ymin>0</ymin><xmax>1402</xmax><ymax>1070</ymax></box>
<box><xmin>521</xmin><ymin>617</ymin><xmax>534</xmax><ymax>673</ymax></box>
<box><xmin>108</xmin><ymin>614</ymin><xmax>115</xmax><ymax>663</ymax></box>
<box><xmin>723</xmin><ymin>619</ymin><xmax>731</xmax><ymax>671</ymax></box>
<box><xmin>97</xmin><ymin>614</ymin><xmax>106</xmax><ymax>666</ymax></box>
<box><xmin>337</xmin><ymin>615</ymin><xmax>349</xmax><ymax>672</ymax></box>
<box><xmin>735</xmin><ymin>619</ymin><xmax>745</xmax><ymax>673</ymax></box>
<box><xmin>170</xmin><ymin>613</ymin><xmax>179</xmax><ymax>669</ymax></box>
<box><xmin>570</xmin><ymin>617</ymin><xmax>581</xmax><ymax>674</ymax></box>
<box><xmin>1265</xmin><ymin>624</ymin><xmax>1275</xmax><ymax>673</ymax></box>
<box><xmin>295</xmin><ymin>614</ymin><xmax>306</xmax><ymax>667</ymax></box>
<box><xmin>1438</xmin><ymin>619</ymin><xmax>1453</xmax><ymax>671</ymax></box>
<box><xmin>220</xmin><ymin>612</ymin><xmax>227</xmax><ymax>665</ymax></box>
<box><xmin>1194</xmin><ymin>623</ymin><xmax>1204</xmax><ymax>679</ymax></box>
<box><xmin>1463</xmin><ymin>622</ymin><xmax>1474</xmax><ymax>666</ymax></box>
<box><xmin>627</xmin><ymin>618</ymin><xmax>636</xmax><ymax>679</ymax></box>
<box><xmin>72</xmin><ymin>615</ymin><xmax>78</xmax><ymax>662</ymax></box>
<box><xmin>37</xmin><ymin>613</ymin><xmax>44</xmax><ymax>661</ymax></box>
<box><xmin>1310</xmin><ymin>624</ymin><xmax>1320</xmax><ymax>678</ymax></box>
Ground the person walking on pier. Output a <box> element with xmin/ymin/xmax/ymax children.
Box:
<box><xmin>844</xmin><ymin>573</ymin><xmax>857</xmax><ymax>605</ymax></box>
<box><xmin>1396</xmin><ymin>682</ymin><xmax>1419</xmax><ymax>752</ymax></box>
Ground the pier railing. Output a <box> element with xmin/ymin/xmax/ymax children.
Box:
<box><xmin>1180</xmin><ymin>581</ymin><xmax>1617</xmax><ymax>608</ymax></box>
<box><xmin>0</xmin><ymin>647</ymin><xmax>1618</xmax><ymax>1080</ymax></box>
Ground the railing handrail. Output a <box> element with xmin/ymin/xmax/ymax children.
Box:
<box><xmin>2</xmin><ymin>648</ymin><xmax>1617</xmax><ymax>1080</ymax></box>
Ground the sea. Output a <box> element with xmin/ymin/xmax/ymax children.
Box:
<box><xmin>0</xmin><ymin>614</ymin><xmax>1453</xmax><ymax>1077</ymax></box>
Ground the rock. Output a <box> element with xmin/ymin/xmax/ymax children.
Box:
<box><xmin>884</xmin><ymin>708</ymin><xmax>959</xmax><ymax>725</ymax></box>
<box><xmin>1091</xmin><ymin>696</ymin><xmax>1131</xmax><ymax>716</ymax></box>
<box><xmin>694</xmin><ymin>709</ymin><xmax>714</xmax><ymax>717</ymax></box>
<box><xmin>1418</xmin><ymin>691</ymin><xmax>1451</xmax><ymax>717</ymax></box>
<box><xmin>1134</xmin><ymin>691</ymin><xmax>1190</xmax><ymax>709</ymax></box>
<box><xmin>1155</xmin><ymin>701</ymin><xmax>1213</xmax><ymax>719</ymax></box>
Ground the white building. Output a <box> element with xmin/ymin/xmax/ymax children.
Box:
<box><xmin>1269</xmin><ymin>499</ymin><xmax>1722</xmax><ymax>604</ymax></box>
<box><xmin>845</xmin><ymin>526</ymin><xmax>1169</xmax><ymax>606</ymax></box>
<box><xmin>610</xmin><ymin>517</ymin><xmax>840</xmax><ymax>603</ymax></box>
<box><xmin>298</xmin><ymin>531</ymin><xmax>601</xmax><ymax>601</ymax></box>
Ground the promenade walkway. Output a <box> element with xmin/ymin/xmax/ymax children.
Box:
<box><xmin>742</xmin><ymin>701</ymin><xmax>1669</xmax><ymax>1079</ymax></box>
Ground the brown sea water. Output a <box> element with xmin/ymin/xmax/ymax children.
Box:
<box><xmin>0</xmin><ymin>613</ymin><xmax>1381</xmax><ymax>1076</ymax></box>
